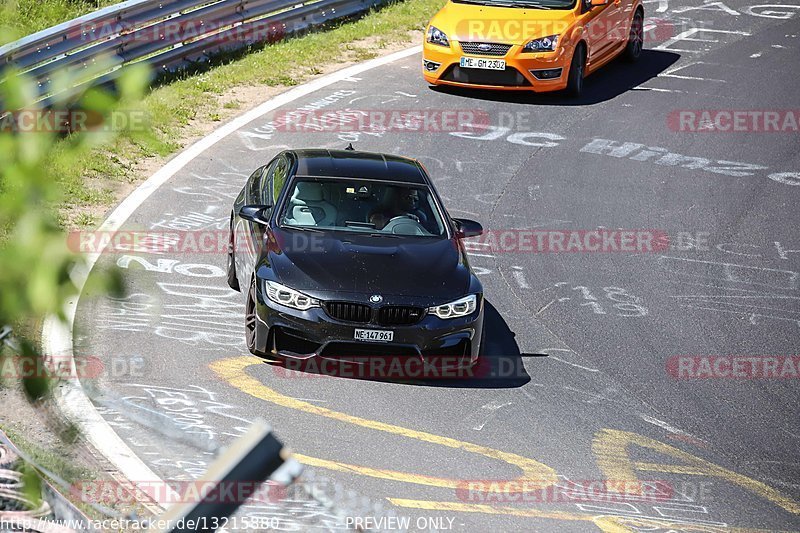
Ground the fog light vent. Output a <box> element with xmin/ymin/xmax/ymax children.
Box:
<box><xmin>423</xmin><ymin>59</ymin><xmax>441</xmax><ymax>72</ymax></box>
<box><xmin>530</xmin><ymin>68</ymin><xmax>563</xmax><ymax>80</ymax></box>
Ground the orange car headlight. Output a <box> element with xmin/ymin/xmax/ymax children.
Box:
<box><xmin>522</xmin><ymin>34</ymin><xmax>559</xmax><ymax>52</ymax></box>
<box><xmin>426</xmin><ymin>26</ymin><xmax>450</xmax><ymax>47</ymax></box>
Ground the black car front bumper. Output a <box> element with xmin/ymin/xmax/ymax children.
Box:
<box><xmin>252</xmin><ymin>288</ymin><xmax>484</xmax><ymax>375</ymax></box>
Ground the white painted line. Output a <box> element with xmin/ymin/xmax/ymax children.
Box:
<box><xmin>472</xmin><ymin>401</ymin><xmax>512</xmax><ymax>431</ymax></box>
<box><xmin>42</xmin><ymin>45</ymin><xmax>422</xmax><ymax>501</ymax></box>
<box><xmin>535</xmin><ymin>299</ymin><xmax>556</xmax><ymax>315</ymax></box>
<box><xmin>661</xmin><ymin>62</ymin><xmax>727</xmax><ymax>83</ymax></box>
<box><xmin>539</xmin><ymin>348</ymin><xmax>600</xmax><ymax>372</ymax></box>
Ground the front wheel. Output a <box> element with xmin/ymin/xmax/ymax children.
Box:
<box><xmin>227</xmin><ymin>217</ymin><xmax>240</xmax><ymax>292</ymax></box>
<box><xmin>623</xmin><ymin>10</ymin><xmax>644</xmax><ymax>62</ymax></box>
<box><xmin>245</xmin><ymin>278</ymin><xmax>260</xmax><ymax>355</ymax></box>
<box><xmin>565</xmin><ymin>45</ymin><xmax>585</xmax><ymax>97</ymax></box>
<box><xmin>245</xmin><ymin>278</ymin><xmax>278</xmax><ymax>360</ymax></box>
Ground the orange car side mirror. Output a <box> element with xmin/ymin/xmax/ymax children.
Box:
<box><xmin>590</xmin><ymin>0</ymin><xmax>609</xmax><ymax>6</ymax></box>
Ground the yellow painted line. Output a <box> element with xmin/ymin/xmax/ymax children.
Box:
<box><xmin>593</xmin><ymin>429</ymin><xmax>800</xmax><ymax>515</ymax></box>
<box><xmin>211</xmin><ymin>356</ymin><xmax>557</xmax><ymax>490</ymax></box>
<box><xmin>294</xmin><ymin>453</ymin><xmax>470</xmax><ymax>487</ymax></box>
<box><xmin>212</xmin><ymin>356</ymin><xmax>800</xmax><ymax>528</ymax></box>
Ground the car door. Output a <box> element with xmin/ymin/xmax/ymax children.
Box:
<box><xmin>582</xmin><ymin>0</ymin><xmax>622</xmax><ymax>68</ymax></box>
<box><xmin>243</xmin><ymin>154</ymin><xmax>292</xmax><ymax>276</ymax></box>
<box><xmin>614</xmin><ymin>0</ymin><xmax>636</xmax><ymax>52</ymax></box>
<box><xmin>235</xmin><ymin>163</ymin><xmax>270</xmax><ymax>281</ymax></box>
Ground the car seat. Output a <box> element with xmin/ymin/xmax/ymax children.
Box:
<box><xmin>288</xmin><ymin>182</ymin><xmax>337</xmax><ymax>226</ymax></box>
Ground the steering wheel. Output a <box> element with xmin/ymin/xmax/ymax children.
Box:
<box><xmin>388</xmin><ymin>214</ymin><xmax>420</xmax><ymax>223</ymax></box>
<box><xmin>383</xmin><ymin>214</ymin><xmax>427</xmax><ymax>236</ymax></box>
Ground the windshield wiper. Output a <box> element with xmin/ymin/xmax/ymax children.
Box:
<box><xmin>365</xmin><ymin>232</ymin><xmax>401</xmax><ymax>238</ymax></box>
<box><xmin>285</xmin><ymin>225</ymin><xmax>323</xmax><ymax>233</ymax></box>
<box><xmin>508</xmin><ymin>0</ymin><xmax>556</xmax><ymax>7</ymax></box>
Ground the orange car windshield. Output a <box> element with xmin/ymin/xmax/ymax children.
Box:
<box><xmin>452</xmin><ymin>0</ymin><xmax>575</xmax><ymax>9</ymax></box>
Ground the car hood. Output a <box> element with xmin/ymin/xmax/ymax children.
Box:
<box><xmin>431</xmin><ymin>2</ymin><xmax>576</xmax><ymax>45</ymax></box>
<box><xmin>267</xmin><ymin>228</ymin><xmax>471</xmax><ymax>301</ymax></box>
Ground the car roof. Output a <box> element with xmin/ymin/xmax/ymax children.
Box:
<box><xmin>290</xmin><ymin>149</ymin><xmax>427</xmax><ymax>184</ymax></box>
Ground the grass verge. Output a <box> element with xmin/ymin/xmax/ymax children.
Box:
<box><xmin>0</xmin><ymin>0</ymin><xmax>118</xmax><ymax>41</ymax></box>
<box><xmin>0</xmin><ymin>423</ymin><xmax>95</xmax><ymax>485</ymax></box>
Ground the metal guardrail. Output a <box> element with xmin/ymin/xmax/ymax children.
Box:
<box><xmin>0</xmin><ymin>0</ymin><xmax>382</xmax><ymax>105</ymax></box>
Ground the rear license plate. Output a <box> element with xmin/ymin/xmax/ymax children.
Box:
<box><xmin>354</xmin><ymin>329</ymin><xmax>394</xmax><ymax>342</ymax></box>
<box><xmin>459</xmin><ymin>57</ymin><xmax>506</xmax><ymax>70</ymax></box>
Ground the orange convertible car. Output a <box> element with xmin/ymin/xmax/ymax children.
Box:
<box><xmin>422</xmin><ymin>0</ymin><xmax>644</xmax><ymax>96</ymax></box>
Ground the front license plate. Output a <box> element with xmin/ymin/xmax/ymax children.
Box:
<box><xmin>459</xmin><ymin>57</ymin><xmax>506</xmax><ymax>70</ymax></box>
<box><xmin>354</xmin><ymin>329</ymin><xmax>394</xmax><ymax>342</ymax></box>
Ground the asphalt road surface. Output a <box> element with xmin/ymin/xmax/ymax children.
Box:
<box><xmin>74</xmin><ymin>1</ymin><xmax>800</xmax><ymax>531</ymax></box>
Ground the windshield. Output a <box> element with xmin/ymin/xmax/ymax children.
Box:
<box><xmin>280</xmin><ymin>178</ymin><xmax>446</xmax><ymax>237</ymax></box>
<box><xmin>452</xmin><ymin>0</ymin><xmax>576</xmax><ymax>9</ymax></box>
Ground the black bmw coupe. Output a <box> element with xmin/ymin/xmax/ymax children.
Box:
<box><xmin>228</xmin><ymin>148</ymin><xmax>485</xmax><ymax>372</ymax></box>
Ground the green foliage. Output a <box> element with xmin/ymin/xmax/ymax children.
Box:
<box><xmin>0</xmin><ymin>55</ymin><xmax>148</xmax><ymax>509</ymax></box>
<box><xmin>0</xmin><ymin>59</ymin><xmax>149</xmax><ymax>403</ymax></box>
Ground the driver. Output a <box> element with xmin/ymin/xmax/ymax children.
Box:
<box><xmin>368</xmin><ymin>186</ymin><xmax>426</xmax><ymax>230</ymax></box>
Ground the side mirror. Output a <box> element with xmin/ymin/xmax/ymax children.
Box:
<box><xmin>453</xmin><ymin>218</ymin><xmax>484</xmax><ymax>239</ymax></box>
<box><xmin>591</xmin><ymin>0</ymin><xmax>609</xmax><ymax>6</ymax></box>
<box><xmin>239</xmin><ymin>204</ymin><xmax>271</xmax><ymax>225</ymax></box>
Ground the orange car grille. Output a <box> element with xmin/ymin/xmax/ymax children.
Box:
<box><xmin>459</xmin><ymin>41</ymin><xmax>513</xmax><ymax>57</ymax></box>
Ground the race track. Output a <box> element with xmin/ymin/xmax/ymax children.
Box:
<box><xmin>74</xmin><ymin>2</ymin><xmax>800</xmax><ymax>530</ymax></box>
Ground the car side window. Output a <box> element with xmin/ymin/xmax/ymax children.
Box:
<box><xmin>272</xmin><ymin>156</ymin><xmax>289</xmax><ymax>204</ymax></box>
<box><xmin>254</xmin><ymin>158</ymin><xmax>282</xmax><ymax>207</ymax></box>
<box><xmin>247</xmin><ymin>165</ymin><xmax>267</xmax><ymax>201</ymax></box>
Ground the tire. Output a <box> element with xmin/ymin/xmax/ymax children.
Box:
<box><xmin>565</xmin><ymin>44</ymin><xmax>586</xmax><ymax>98</ymax></box>
<box><xmin>227</xmin><ymin>217</ymin><xmax>240</xmax><ymax>292</ymax></box>
<box><xmin>245</xmin><ymin>277</ymin><xmax>260</xmax><ymax>356</ymax></box>
<box><xmin>623</xmin><ymin>9</ymin><xmax>644</xmax><ymax>62</ymax></box>
<box><xmin>244</xmin><ymin>277</ymin><xmax>279</xmax><ymax>360</ymax></box>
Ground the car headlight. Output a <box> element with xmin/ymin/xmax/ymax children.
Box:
<box><xmin>428</xmin><ymin>295</ymin><xmax>477</xmax><ymax>319</ymax></box>
<box><xmin>426</xmin><ymin>25</ymin><xmax>449</xmax><ymax>47</ymax></box>
<box><xmin>523</xmin><ymin>35</ymin><xmax>559</xmax><ymax>52</ymax></box>
<box><xmin>264</xmin><ymin>280</ymin><xmax>319</xmax><ymax>311</ymax></box>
